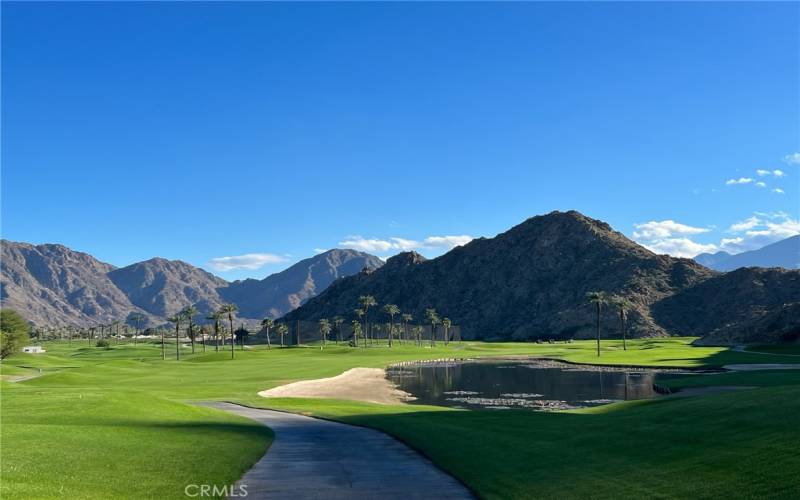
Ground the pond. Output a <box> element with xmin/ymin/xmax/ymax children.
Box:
<box><xmin>385</xmin><ymin>359</ymin><xmax>689</xmax><ymax>411</ymax></box>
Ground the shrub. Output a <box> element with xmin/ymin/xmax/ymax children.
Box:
<box><xmin>96</xmin><ymin>339</ymin><xmax>111</xmax><ymax>348</ymax></box>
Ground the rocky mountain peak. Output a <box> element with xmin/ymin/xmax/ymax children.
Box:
<box><xmin>384</xmin><ymin>251</ymin><xmax>427</xmax><ymax>269</ymax></box>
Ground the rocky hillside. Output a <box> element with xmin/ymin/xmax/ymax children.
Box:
<box><xmin>285</xmin><ymin>211</ymin><xmax>718</xmax><ymax>340</ymax></box>
<box><xmin>0</xmin><ymin>242</ymin><xmax>144</xmax><ymax>325</ymax></box>
<box><xmin>108</xmin><ymin>258</ymin><xmax>229</xmax><ymax>319</ymax></box>
<box><xmin>1</xmin><ymin>241</ymin><xmax>380</xmax><ymax>327</ymax></box>
<box><xmin>652</xmin><ymin>267</ymin><xmax>800</xmax><ymax>344</ymax></box>
<box><xmin>221</xmin><ymin>249</ymin><xmax>383</xmax><ymax>319</ymax></box>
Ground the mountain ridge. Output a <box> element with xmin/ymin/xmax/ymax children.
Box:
<box><xmin>284</xmin><ymin>210</ymin><xmax>799</xmax><ymax>344</ymax></box>
<box><xmin>0</xmin><ymin>241</ymin><xmax>381</xmax><ymax>327</ymax></box>
<box><xmin>694</xmin><ymin>235</ymin><xmax>799</xmax><ymax>271</ymax></box>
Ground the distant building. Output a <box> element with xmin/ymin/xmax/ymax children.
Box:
<box><xmin>22</xmin><ymin>346</ymin><xmax>46</xmax><ymax>354</ymax></box>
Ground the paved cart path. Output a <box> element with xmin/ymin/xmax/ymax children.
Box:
<box><xmin>200</xmin><ymin>402</ymin><xmax>474</xmax><ymax>500</ymax></box>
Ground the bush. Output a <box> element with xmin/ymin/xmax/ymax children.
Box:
<box><xmin>96</xmin><ymin>339</ymin><xmax>111</xmax><ymax>349</ymax></box>
<box><xmin>0</xmin><ymin>309</ymin><xmax>30</xmax><ymax>359</ymax></box>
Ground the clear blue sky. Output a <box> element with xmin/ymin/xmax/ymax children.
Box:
<box><xmin>2</xmin><ymin>2</ymin><xmax>798</xmax><ymax>280</ymax></box>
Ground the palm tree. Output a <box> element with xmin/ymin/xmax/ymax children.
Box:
<box><xmin>413</xmin><ymin>325</ymin><xmax>424</xmax><ymax>347</ymax></box>
<box><xmin>587</xmin><ymin>291</ymin><xmax>607</xmax><ymax>357</ymax></box>
<box><xmin>350</xmin><ymin>320</ymin><xmax>362</xmax><ymax>347</ymax></box>
<box><xmin>235</xmin><ymin>323</ymin><xmax>248</xmax><ymax>350</ymax></box>
<box><xmin>425</xmin><ymin>308</ymin><xmax>440</xmax><ymax>347</ymax></box>
<box><xmin>168</xmin><ymin>314</ymin><xmax>183</xmax><ymax>360</ymax></box>
<box><xmin>219</xmin><ymin>304</ymin><xmax>238</xmax><ymax>359</ymax></box>
<box><xmin>276</xmin><ymin>323</ymin><xmax>288</xmax><ymax>347</ymax></box>
<box><xmin>159</xmin><ymin>327</ymin><xmax>165</xmax><ymax>359</ymax></box>
<box><xmin>354</xmin><ymin>309</ymin><xmax>366</xmax><ymax>348</ymax></box>
<box><xmin>318</xmin><ymin>319</ymin><xmax>332</xmax><ymax>348</ymax></box>
<box><xmin>358</xmin><ymin>295</ymin><xmax>377</xmax><ymax>345</ymax></box>
<box><xmin>199</xmin><ymin>324</ymin><xmax>208</xmax><ymax>352</ymax></box>
<box><xmin>130</xmin><ymin>313</ymin><xmax>145</xmax><ymax>346</ymax></box>
<box><xmin>401</xmin><ymin>313</ymin><xmax>412</xmax><ymax>344</ymax></box>
<box><xmin>207</xmin><ymin>311</ymin><xmax>222</xmax><ymax>352</ymax></box>
<box><xmin>382</xmin><ymin>304</ymin><xmax>400</xmax><ymax>347</ymax></box>
<box><xmin>112</xmin><ymin>320</ymin><xmax>121</xmax><ymax>344</ymax></box>
<box><xmin>333</xmin><ymin>316</ymin><xmax>345</xmax><ymax>345</ymax></box>
<box><xmin>182</xmin><ymin>305</ymin><xmax>198</xmax><ymax>353</ymax></box>
<box><xmin>611</xmin><ymin>296</ymin><xmax>633</xmax><ymax>351</ymax></box>
<box><xmin>261</xmin><ymin>318</ymin><xmax>274</xmax><ymax>350</ymax></box>
<box><xmin>442</xmin><ymin>318</ymin><xmax>452</xmax><ymax>344</ymax></box>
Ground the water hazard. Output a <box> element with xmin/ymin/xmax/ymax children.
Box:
<box><xmin>385</xmin><ymin>359</ymin><xmax>687</xmax><ymax>411</ymax></box>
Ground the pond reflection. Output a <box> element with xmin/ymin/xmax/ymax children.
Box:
<box><xmin>386</xmin><ymin>360</ymin><xmax>683</xmax><ymax>411</ymax></box>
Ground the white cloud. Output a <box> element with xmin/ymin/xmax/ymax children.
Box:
<box><xmin>756</xmin><ymin>169</ymin><xmax>770</xmax><ymax>176</ymax></box>
<box><xmin>772</xmin><ymin>188</ymin><xmax>785</xmax><ymax>194</ymax></box>
<box><xmin>783</xmin><ymin>152</ymin><xmax>800</xmax><ymax>165</ymax></box>
<box><xmin>390</xmin><ymin>237</ymin><xmax>422</xmax><ymax>251</ymax></box>
<box><xmin>720</xmin><ymin>213</ymin><xmax>800</xmax><ymax>253</ymax></box>
<box><xmin>639</xmin><ymin>238</ymin><xmax>718</xmax><ymax>258</ymax></box>
<box><xmin>338</xmin><ymin>234</ymin><xmax>474</xmax><ymax>255</ymax></box>
<box><xmin>729</xmin><ymin>216</ymin><xmax>761</xmax><ymax>232</ymax></box>
<box><xmin>313</xmin><ymin>248</ymin><xmax>328</xmax><ymax>254</ymax></box>
<box><xmin>338</xmin><ymin>237</ymin><xmax>398</xmax><ymax>253</ymax></box>
<box><xmin>632</xmin><ymin>220</ymin><xmax>714</xmax><ymax>258</ymax></box>
<box><xmin>726</xmin><ymin>177</ymin><xmax>753</xmax><ymax>185</ymax></box>
<box><xmin>632</xmin><ymin>220</ymin><xmax>710</xmax><ymax>240</ymax></box>
<box><xmin>207</xmin><ymin>253</ymin><xmax>289</xmax><ymax>272</ymax></box>
<box><xmin>633</xmin><ymin>212</ymin><xmax>799</xmax><ymax>258</ymax></box>
<box><xmin>423</xmin><ymin>235</ymin><xmax>474</xmax><ymax>249</ymax></box>
<box><xmin>755</xmin><ymin>181</ymin><xmax>767</xmax><ymax>188</ymax></box>
<box><xmin>773</xmin><ymin>169</ymin><xmax>785</xmax><ymax>177</ymax></box>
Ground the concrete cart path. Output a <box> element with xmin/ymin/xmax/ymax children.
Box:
<box><xmin>200</xmin><ymin>402</ymin><xmax>474</xmax><ymax>500</ymax></box>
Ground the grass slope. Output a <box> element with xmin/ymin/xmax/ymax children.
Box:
<box><xmin>2</xmin><ymin>338</ymin><xmax>799</xmax><ymax>498</ymax></box>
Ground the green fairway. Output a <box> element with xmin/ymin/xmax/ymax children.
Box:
<box><xmin>2</xmin><ymin>338</ymin><xmax>799</xmax><ymax>499</ymax></box>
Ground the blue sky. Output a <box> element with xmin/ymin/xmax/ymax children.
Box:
<box><xmin>2</xmin><ymin>2</ymin><xmax>798</xmax><ymax>281</ymax></box>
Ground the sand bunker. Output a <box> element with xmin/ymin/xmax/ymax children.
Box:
<box><xmin>258</xmin><ymin>367</ymin><xmax>414</xmax><ymax>405</ymax></box>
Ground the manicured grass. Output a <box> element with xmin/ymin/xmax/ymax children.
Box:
<box><xmin>746</xmin><ymin>343</ymin><xmax>800</xmax><ymax>355</ymax></box>
<box><xmin>1</xmin><ymin>384</ymin><xmax>272</xmax><ymax>499</ymax></box>
<box><xmin>255</xmin><ymin>388</ymin><xmax>800</xmax><ymax>499</ymax></box>
<box><xmin>2</xmin><ymin>337</ymin><xmax>799</xmax><ymax>498</ymax></box>
<box><xmin>661</xmin><ymin>369</ymin><xmax>800</xmax><ymax>390</ymax></box>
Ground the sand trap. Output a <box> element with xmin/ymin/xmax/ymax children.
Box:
<box><xmin>258</xmin><ymin>367</ymin><xmax>414</xmax><ymax>405</ymax></box>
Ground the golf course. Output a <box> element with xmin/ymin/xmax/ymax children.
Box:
<box><xmin>3</xmin><ymin>338</ymin><xmax>799</xmax><ymax>499</ymax></box>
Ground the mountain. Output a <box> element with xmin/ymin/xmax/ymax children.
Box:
<box><xmin>0</xmin><ymin>241</ymin><xmax>143</xmax><ymax>325</ymax></box>
<box><xmin>220</xmin><ymin>249</ymin><xmax>384</xmax><ymax>319</ymax></box>
<box><xmin>284</xmin><ymin>211</ymin><xmax>716</xmax><ymax>340</ymax></box>
<box><xmin>1</xmin><ymin>241</ymin><xmax>381</xmax><ymax>327</ymax></box>
<box><xmin>108</xmin><ymin>258</ymin><xmax>228</xmax><ymax>319</ymax></box>
<box><xmin>285</xmin><ymin>210</ymin><xmax>800</xmax><ymax>344</ymax></box>
<box><xmin>694</xmin><ymin>236</ymin><xmax>800</xmax><ymax>271</ymax></box>
<box><xmin>693</xmin><ymin>251</ymin><xmax>732</xmax><ymax>269</ymax></box>
<box><xmin>652</xmin><ymin>267</ymin><xmax>800</xmax><ymax>345</ymax></box>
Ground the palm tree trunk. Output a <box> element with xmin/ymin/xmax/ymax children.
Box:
<box><xmin>229</xmin><ymin>317</ymin><xmax>235</xmax><ymax>359</ymax></box>
<box><xmin>189</xmin><ymin>320</ymin><xmax>195</xmax><ymax>353</ymax></box>
<box><xmin>266</xmin><ymin>328</ymin><xmax>271</xmax><ymax>350</ymax></box>
<box><xmin>622</xmin><ymin>310</ymin><xmax>627</xmax><ymax>351</ymax></box>
<box><xmin>596</xmin><ymin>302</ymin><xmax>601</xmax><ymax>357</ymax></box>
<box><xmin>176</xmin><ymin>323</ymin><xmax>180</xmax><ymax>361</ymax></box>
<box><xmin>215</xmin><ymin>322</ymin><xmax>220</xmax><ymax>352</ymax></box>
<box><xmin>161</xmin><ymin>329</ymin><xmax>165</xmax><ymax>360</ymax></box>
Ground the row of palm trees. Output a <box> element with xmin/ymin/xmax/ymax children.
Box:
<box><xmin>168</xmin><ymin>304</ymin><xmax>240</xmax><ymax>360</ymax></box>
<box><xmin>586</xmin><ymin>291</ymin><xmax>633</xmax><ymax>356</ymax></box>
<box><xmin>257</xmin><ymin>296</ymin><xmax>457</xmax><ymax>350</ymax></box>
<box><xmin>344</xmin><ymin>295</ymin><xmax>455</xmax><ymax>348</ymax></box>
